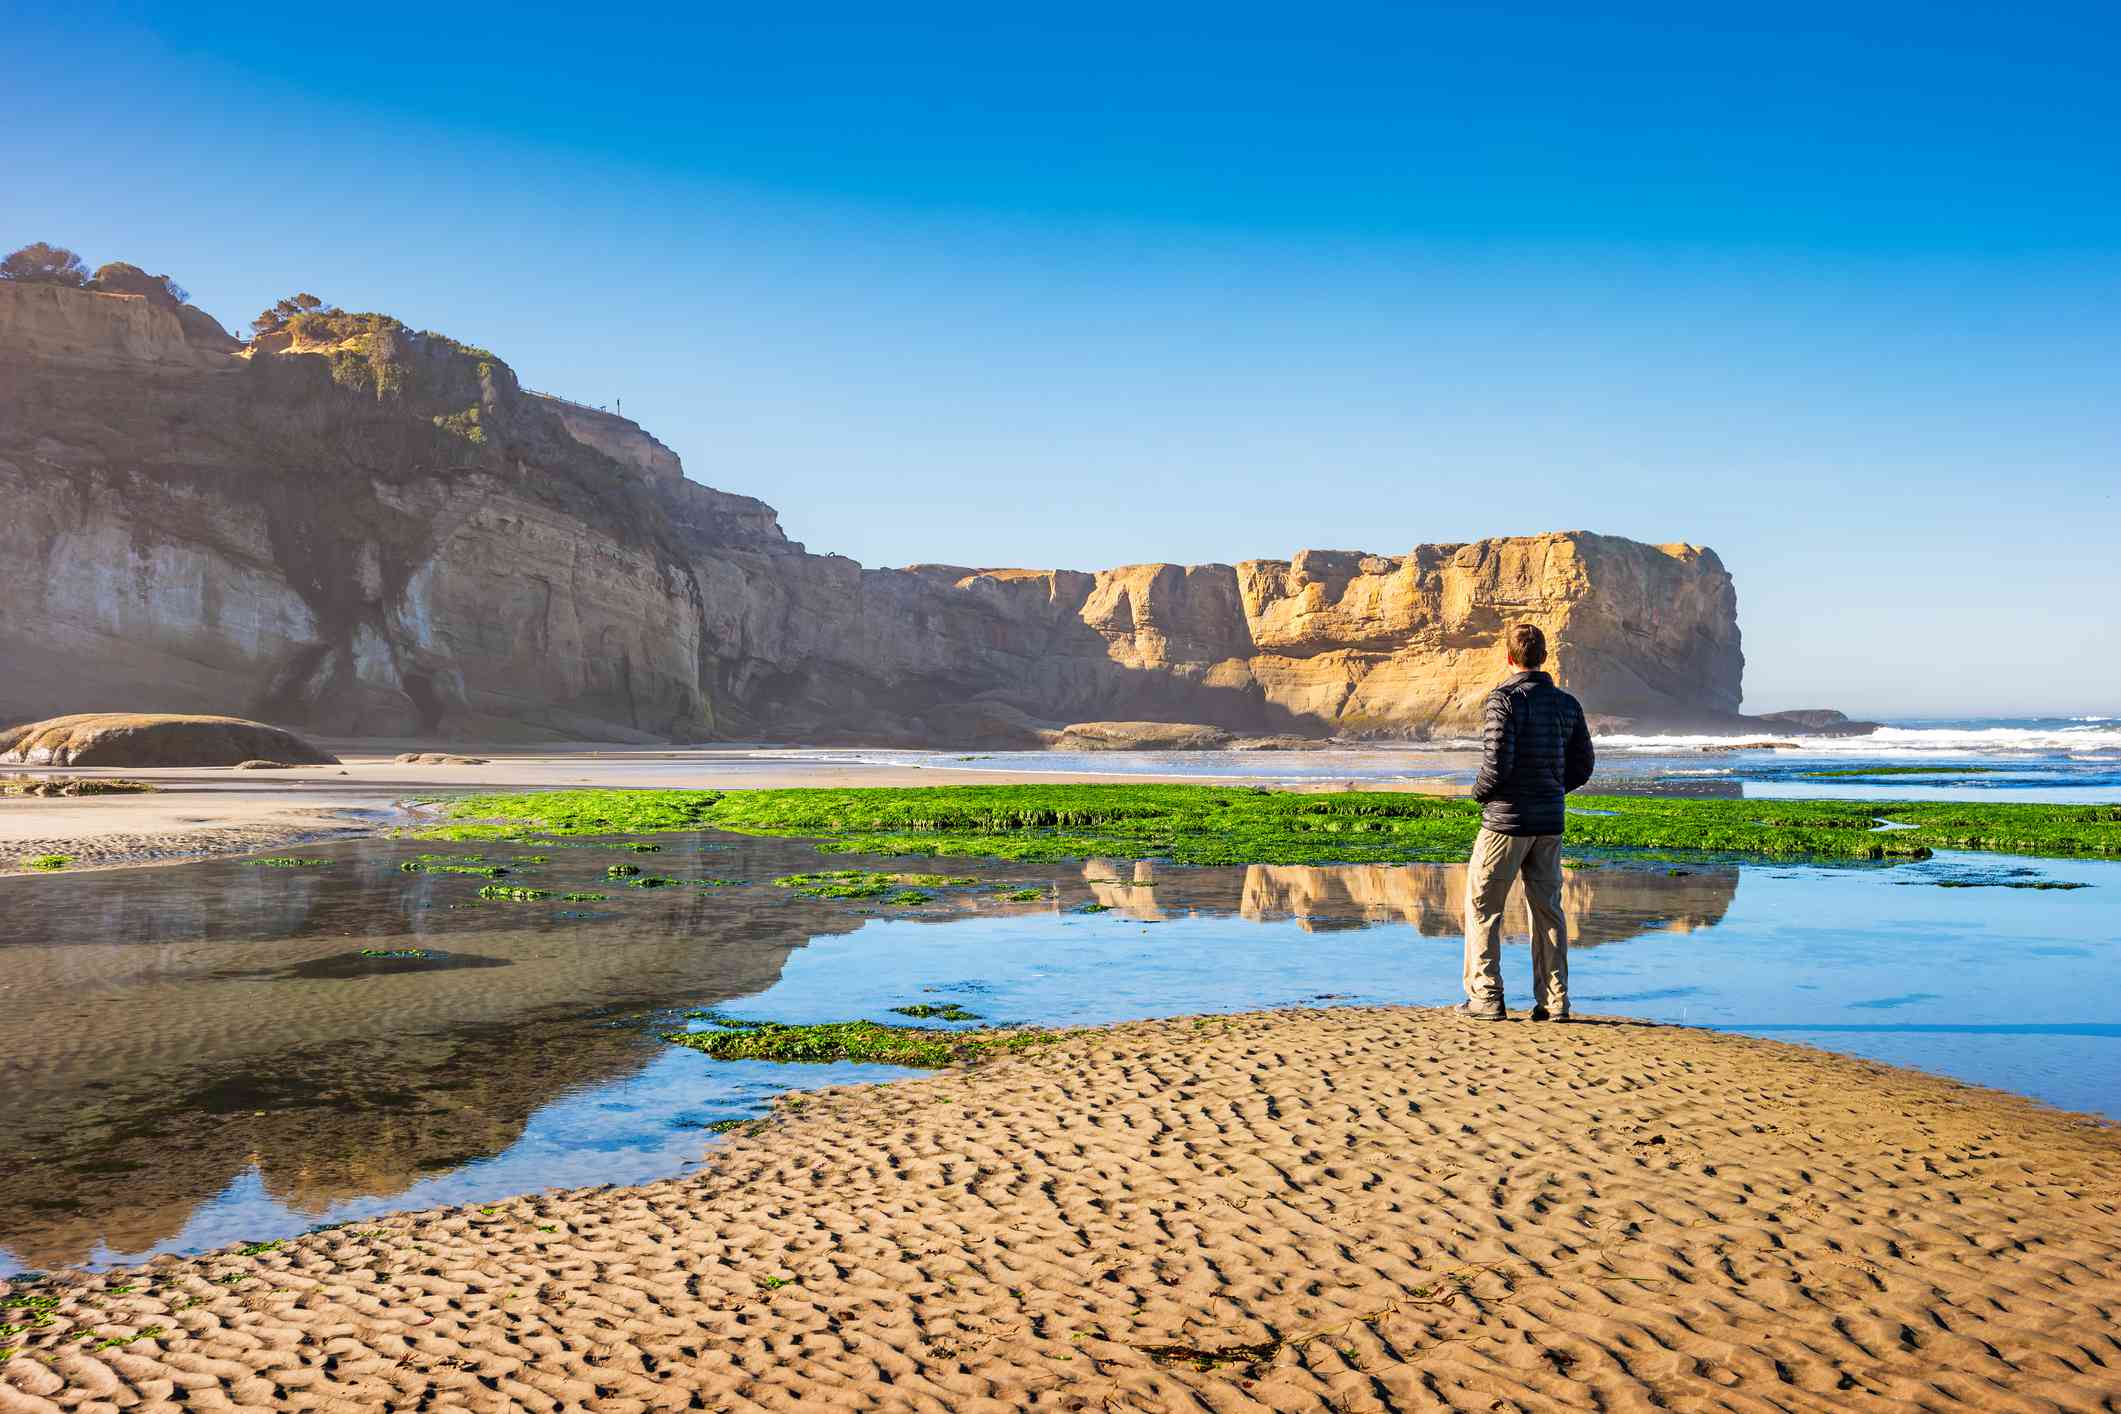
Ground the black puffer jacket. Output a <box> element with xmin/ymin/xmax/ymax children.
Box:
<box><xmin>1471</xmin><ymin>670</ymin><xmax>1595</xmax><ymax>836</ymax></box>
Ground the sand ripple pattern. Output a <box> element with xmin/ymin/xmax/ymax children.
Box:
<box><xmin>5</xmin><ymin>1008</ymin><xmax>2119</xmax><ymax>1411</ymax></box>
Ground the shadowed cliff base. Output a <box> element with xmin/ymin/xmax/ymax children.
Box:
<box><xmin>1</xmin><ymin>277</ymin><xmax>1780</xmax><ymax>747</ymax></box>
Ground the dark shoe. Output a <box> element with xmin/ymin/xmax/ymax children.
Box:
<box><xmin>1457</xmin><ymin>1000</ymin><xmax>1507</xmax><ymax>1022</ymax></box>
<box><xmin>1530</xmin><ymin>1006</ymin><xmax>1570</xmax><ymax>1023</ymax></box>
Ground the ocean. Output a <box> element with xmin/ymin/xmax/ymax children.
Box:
<box><xmin>737</xmin><ymin>716</ymin><xmax>2121</xmax><ymax>803</ymax></box>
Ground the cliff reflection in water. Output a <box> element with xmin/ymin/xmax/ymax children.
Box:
<box><xmin>1082</xmin><ymin>858</ymin><xmax>1737</xmax><ymax>944</ymax></box>
<box><xmin>0</xmin><ymin>838</ymin><xmax>1735</xmax><ymax>1270</ymax></box>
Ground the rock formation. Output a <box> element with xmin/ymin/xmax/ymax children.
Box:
<box><xmin>0</xmin><ymin>713</ymin><xmax>339</xmax><ymax>767</ymax></box>
<box><xmin>0</xmin><ymin>278</ymin><xmax>1754</xmax><ymax>743</ymax></box>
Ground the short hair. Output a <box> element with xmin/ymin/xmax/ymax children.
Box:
<box><xmin>1507</xmin><ymin>623</ymin><xmax>1548</xmax><ymax>669</ymax></box>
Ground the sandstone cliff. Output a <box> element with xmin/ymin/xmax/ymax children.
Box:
<box><xmin>0</xmin><ymin>279</ymin><xmax>1747</xmax><ymax>743</ymax></box>
<box><xmin>689</xmin><ymin>536</ymin><xmax>1740</xmax><ymax>742</ymax></box>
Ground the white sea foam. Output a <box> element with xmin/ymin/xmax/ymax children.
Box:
<box><xmin>1599</xmin><ymin>724</ymin><xmax>2121</xmax><ymax>756</ymax></box>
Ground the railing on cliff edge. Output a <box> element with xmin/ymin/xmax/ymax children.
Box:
<box><xmin>526</xmin><ymin>388</ymin><xmax>624</xmax><ymax>419</ymax></box>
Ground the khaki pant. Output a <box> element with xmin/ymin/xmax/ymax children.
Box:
<box><xmin>1462</xmin><ymin>828</ymin><xmax>1568</xmax><ymax>1014</ymax></box>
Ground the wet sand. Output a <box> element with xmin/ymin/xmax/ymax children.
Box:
<box><xmin>4</xmin><ymin>1006</ymin><xmax>2117</xmax><ymax>1411</ymax></box>
<box><xmin>0</xmin><ymin>842</ymin><xmax>1741</xmax><ymax>1273</ymax></box>
<box><xmin>0</xmin><ymin>745</ymin><xmax>1464</xmax><ymax>875</ymax></box>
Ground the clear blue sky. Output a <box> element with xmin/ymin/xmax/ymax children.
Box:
<box><xmin>12</xmin><ymin>1</ymin><xmax>2117</xmax><ymax>716</ymax></box>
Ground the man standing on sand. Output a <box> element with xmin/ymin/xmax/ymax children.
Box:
<box><xmin>1461</xmin><ymin>624</ymin><xmax>1595</xmax><ymax>1022</ymax></box>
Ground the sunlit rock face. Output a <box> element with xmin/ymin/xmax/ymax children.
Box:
<box><xmin>697</xmin><ymin>537</ymin><xmax>1742</xmax><ymax>742</ymax></box>
<box><xmin>0</xmin><ymin>280</ymin><xmax>1744</xmax><ymax>742</ymax></box>
<box><xmin>0</xmin><ymin>284</ymin><xmax>719</xmax><ymax>741</ymax></box>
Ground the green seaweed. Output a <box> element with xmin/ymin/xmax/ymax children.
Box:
<box><xmin>476</xmin><ymin>884</ymin><xmax>552</xmax><ymax>901</ymax></box>
<box><xmin>695</xmin><ymin>878</ymin><xmax>743</xmax><ymax>887</ymax></box>
<box><xmin>359</xmin><ymin>948</ymin><xmax>433</xmax><ymax>959</ymax></box>
<box><xmin>560</xmin><ymin>891</ymin><xmax>608</xmax><ymax>902</ymax></box>
<box><xmin>995</xmin><ymin>887</ymin><xmax>1048</xmax><ymax>902</ymax></box>
<box><xmin>606</xmin><ymin>864</ymin><xmax>642</xmax><ymax>878</ymax></box>
<box><xmin>22</xmin><ymin>855</ymin><xmax>71</xmax><ymax>872</ymax></box>
<box><xmin>628</xmin><ymin>876</ymin><xmax>682</xmax><ymax>889</ymax></box>
<box><xmin>439</xmin><ymin>785</ymin><xmax>2121</xmax><ymax>863</ymax></box>
<box><xmin>890</xmin><ymin>1003</ymin><xmax>984</xmax><ymax>1021</ymax></box>
<box><xmin>423</xmin><ymin>789</ymin><xmax>725</xmax><ymax>839</ymax></box>
<box><xmin>772</xmin><ymin>869</ymin><xmax>898</xmax><ymax>899</ymax></box>
<box><xmin>771</xmin><ymin>869</ymin><xmax>968</xmax><ymax>901</ymax></box>
<box><xmin>664</xmin><ymin>1017</ymin><xmax>1054</xmax><ymax>1067</ymax></box>
<box><xmin>256</xmin><ymin>856</ymin><xmax>329</xmax><ymax>868</ymax></box>
<box><xmin>2</xmin><ymin>776</ymin><xmax>154</xmax><ymax>797</ymax></box>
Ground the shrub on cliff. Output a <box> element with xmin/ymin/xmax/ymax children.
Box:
<box><xmin>250</xmin><ymin>291</ymin><xmax>337</xmax><ymax>336</ymax></box>
<box><xmin>1</xmin><ymin>242</ymin><xmax>89</xmax><ymax>286</ymax></box>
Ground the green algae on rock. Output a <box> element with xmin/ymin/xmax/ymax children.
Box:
<box><xmin>664</xmin><ymin>1017</ymin><xmax>1054</xmax><ymax>1068</ymax></box>
<box><xmin>890</xmin><ymin>1003</ymin><xmax>984</xmax><ymax>1022</ymax></box>
<box><xmin>436</xmin><ymin>784</ymin><xmax>2121</xmax><ymax>863</ymax></box>
<box><xmin>402</xmin><ymin>861</ymin><xmax>512</xmax><ymax>878</ymax></box>
<box><xmin>426</xmin><ymin>791</ymin><xmax>725</xmax><ymax>841</ymax></box>
<box><xmin>771</xmin><ymin>870</ymin><xmax>913</xmax><ymax>899</ymax></box>
<box><xmin>2</xmin><ymin>775</ymin><xmax>154</xmax><ymax>797</ymax></box>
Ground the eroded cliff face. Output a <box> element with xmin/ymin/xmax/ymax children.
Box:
<box><xmin>0</xmin><ymin>285</ymin><xmax>717</xmax><ymax>740</ymax></box>
<box><xmin>0</xmin><ymin>280</ymin><xmax>1745</xmax><ymax>743</ymax></box>
<box><xmin>692</xmin><ymin>537</ymin><xmax>1741</xmax><ymax>741</ymax></box>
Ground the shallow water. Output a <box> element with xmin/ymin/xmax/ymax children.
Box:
<box><xmin>1</xmin><ymin>832</ymin><xmax>2115</xmax><ymax>1274</ymax></box>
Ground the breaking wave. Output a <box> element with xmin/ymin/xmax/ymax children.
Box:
<box><xmin>1600</xmin><ymin>723</ymin><xmax>2121</xmax><ymax>756</ymax></box>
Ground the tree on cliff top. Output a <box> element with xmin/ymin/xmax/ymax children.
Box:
<box><xmin>251</xmin><ymin>292</ymin><xmax>338</xmax><ymax>337</ymax></box>
<box><xmin>1</xmin><ymin>243</ymin><xmax>89</xmax><ymax>286</ymax></box>
<box><xmin>88</xmin><ymin>261</ymin><xmax>189</xmax><ymax>306</ymax></box>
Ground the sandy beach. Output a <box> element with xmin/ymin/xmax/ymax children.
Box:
<box><xmin>0</xmin><ymin>746</ymin><xmax>1465</xmax><ymax>876</ymax></box>
<box><xmin>3</xmin><ymin>1006</ymin><xmax>2116</xmax><ymax>1411</ymax></box>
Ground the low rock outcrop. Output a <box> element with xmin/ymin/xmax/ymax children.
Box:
<box><xmin>1050</xmin><ymin>722</ymin><xmax>1237</xmax><ymax>752</ymax></box>
<box><xmin>1749</xmin><ymin>709</ymin><xmax>1885</xmax><ymax>736</ymax></box>
<box><xmin>1</xmin><ymin>277</ymin><xmax>1756</xmax><ymax>744</ymax></box>
<box><xmin>0</xmin><ymin>713</ymin><xmax>339</xmax><ymax>767</ymax></box>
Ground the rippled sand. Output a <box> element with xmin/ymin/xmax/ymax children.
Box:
<box><xmin>5</xmin><ymin>1006</ymin><xmax>2117</xmax><ymax>1411</ymax></box>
